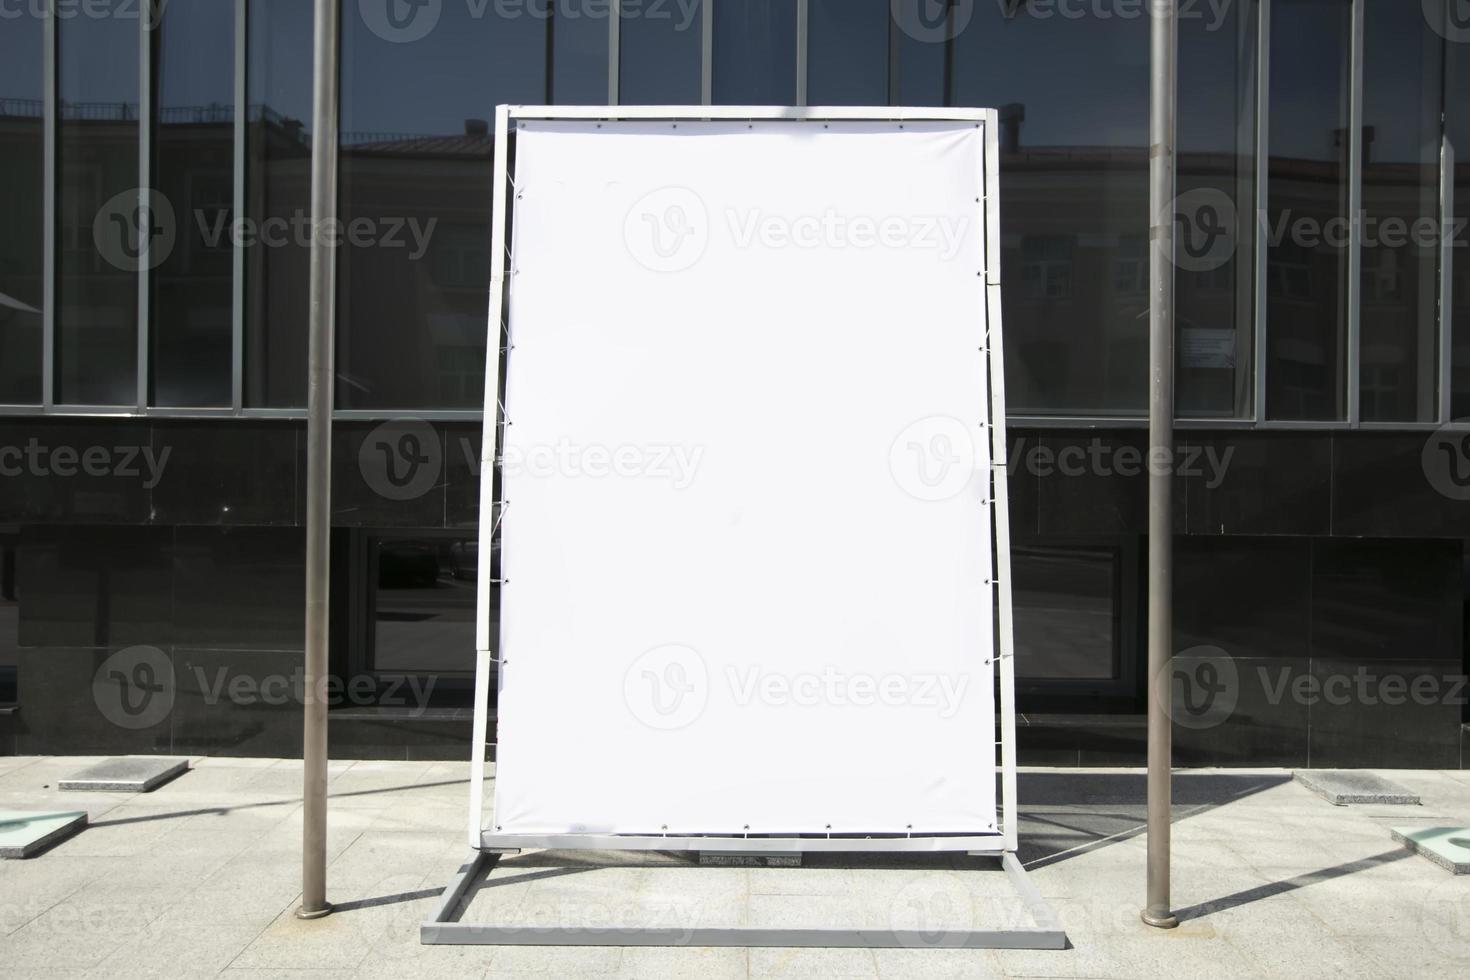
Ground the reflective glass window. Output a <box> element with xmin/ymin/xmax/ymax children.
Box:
<box><xmin>0</xmin><ymin>16</ymin><xmax>43</xmax><ymax>405</ymax></box>
<box><xmin>57</xmin><ymin>12</ymin><xmax>139</xmax><ymax>405</ymax></box>
<box><xmin>151</xmin><ymin>1</ymin><xmax>235</xmax><ymax>407</ymax></box>
<box><xmin>1264</xmin><ymin>0</ymin><xmax>1352</xmax><ymax>421</ymax></box>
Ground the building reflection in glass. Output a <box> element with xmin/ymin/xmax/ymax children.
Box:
<box><xmin>335</xmin><ymin>4</ymin><xmax>545</xmax><ymax>410</ymax></box>
<box><xmin>0</xmin><ymin>15</ymin><xmax>43</xmax><ymax>405</ymax></box>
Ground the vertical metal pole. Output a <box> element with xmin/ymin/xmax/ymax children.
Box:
<box><xmin>42</xmin><ymin>0</ymin><xmax>55</xmax><ymax>411</ymax></box>
<box><xmin>795</xmin><ymin>0</ymin><xmax>808</xmax><ymax>106</ymax></box>
<box><xmin>136</xmin><ymin>2</ymin><xmax>151</xmax><ymax>412</ymax></box>
<box><xmin>608</xmin><ymin>0</ymin><xmax>620</xmax><ymax>106</ymax></box>
<box><xmin>701</xmin><ymin>0</ymin><xmax>713</xmax><ymax>106</ymax></box>
<box><xmin>1345</xmin><ymin>0</ymin><xmax>1363</xmax><ymax>425</ymax></box>
<box><xmin>1143</xmin><ymin>0</ymin><xmax>1179</xmax><ymax>932</ymax></box>
<box><xmin>231</xmin><ymin>0</ymin><xmax>247</xmax><ymax>413</ymax></box>
<box><xmin>297</xmin><ymin>0</ymin><xmax>338</xmax><ymax>923</ymax></box>
<box><xmin>1441</xmin><ymin>135</ymin><xmax>1455</xmax><ymax>425</ymax></box>
<box><xmin>1253</xmin><ymin>0</ymin><xmax>1270</xmax><ymax>423</ymax></box>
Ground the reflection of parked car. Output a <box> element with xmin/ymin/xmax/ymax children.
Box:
<box><xmin>448</xmin><ymin>540</ymin><xmax>478</xmax><ymax>581</ymax></box>
<box><xmin>378</xmin><ymin>541</ymin><xmax>440</xmax><ymax>588</ymax></box>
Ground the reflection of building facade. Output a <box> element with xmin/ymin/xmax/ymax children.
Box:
<box><xmin>2</xmin><ymin>2</ymin><xmax>1470</xmax><ymax>768</ymax></box>
<box><xmin>0</xmin><ymin>104</ymin><xmax>45</xmax><ymax>403</ymax></box>
<box><xmin>336</xmin><ymin>128</ymin><xmax>491</xmax><ymax>410</ymax></box>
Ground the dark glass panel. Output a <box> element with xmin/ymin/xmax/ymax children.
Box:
<box><xmin>1358</xmin><ymin>1</ymin><xmax>1443</xmax><ymax>422</ymax></box>
<box><xmin>807</xmin><ymin>0</ymin><xmax>887</xmax><ymax>106</ymax></box>
<box><xmin>1012</xmin><ymin>545</ymin><xmax>1118</xmax><ymax>681</ymax></box>
<box><xmin>619</xmin><ymin>0</ymin><xmax>703</xmax><ymax>104</ymax></box>
<box><xmin>57</xmin><ymin>13</ymin><xmax>139</xmax><ymax>405</ymax></box>
<box><xmin>712</xmin><ymin>0</ymin><xmax>796</xmax><ymax>104</ymax></box>
<box><xmin>951</xmin><ymin>6</ymin><xmax>1149</xmax><ymax>415</ymax></box>
<box><xmin>17</xmin><ymin>525</ymin><xmax>173</xmax><ymax>649</ymax></box>
<box><xmin>369</xmin><ymin>535</ymin><xmax>476</xmax><ymax>676</ymax></box>
<box><xmin>151</xmin><ymin>1</ymin><xmax>234</xmax><ymax>407</ymax></box>
<box><xmin>336</xmin><ymin>3</ymin><xmax>545</xmax><ymax>410</ymax></box>
<box><xmin>1264</xmin><ymin>0</ymin><xmax>1351</xmax><ymax>420</ymax></box>
<box><xmin>1444</xmin><ymin>2</ymin><xmax>1470</xmax><ymax>416</ymax></box>
<box><xmin>552</xmin><ymin>1</ymin><xmax>609</xmax><ymax>104</ymax></box>
<box><xmin>243</xmin><ymin>0</ymin><xmax>312</xmax><ymax>408</ymax></box>
<box><xmin>890</xmin><ymin>4</ymin><xmax>946</xmax><ymax>108</ymax></box>
<box><xmin>0</xmin><ymin>531</ymin><xmax>17</xmax><ymax>701</ymax></box>
<box><xmin>0</xmin><ymin>17</ymin><xmax>43</xmax><ymax>405</ymax></box>
<box><xmin>173</xmin><ymin>526</ymin><xmax>304</xmax><ymax>650</ymax></box>
<box><xmin>1175</xmin><ymin>0</ymin><xmax>1257</xmax><ymax>418</ymax></box>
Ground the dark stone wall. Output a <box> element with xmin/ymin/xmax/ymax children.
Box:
<box><xmin>1</xmin><ymin>420</ymin><xmax>1465</xmax><ymax>765</ymax></box>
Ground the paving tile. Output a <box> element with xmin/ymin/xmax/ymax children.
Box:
<box><xmin>228</xmin><ymin>905</ymin><xmax>377</xmax><ymax>973</ymax></box>
<box><xmin>488</xmin><ymin>943</ymin><xmax>623</xmax><ymax>974</ymax></box>
<box><xmin>88</xmin><ymin>922</ymin><xmax>262</xmax><ymax>978</ymax></box>
<box><xmin>749</xmin><ymin>946</ymin><xmax>879</xmax><ymax>978</ymax></box>
<box><xmin>1228</xmin><ymin>931</ymin><xmax>1390</xmax><ymax>980</ymax></box>
<box><xmin>617</xmin><ymin>946</ymin><xmax>747</xmax><ymax>980</ymax></box>
<box><xmin>2</xmin><ymin>761</ymin><xmax>1467</xmax><ymax>975</ymax></box>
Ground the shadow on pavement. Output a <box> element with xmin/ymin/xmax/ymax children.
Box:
<box><xmin>1017</xmin><ymin>770</ymin><xmax>1291</xmax><ymax>869</ymax></box>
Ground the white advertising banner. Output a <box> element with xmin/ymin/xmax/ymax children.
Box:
<box><xmin>491</xmin><ymin>119</ymin><xmax>997</xmax><ymax>836</ymax></box>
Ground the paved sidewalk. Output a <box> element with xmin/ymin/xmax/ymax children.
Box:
<box><xmin>1</xmin><ymin>757</ymin><xmax>1467</xmax><ymax>978</ymax></box>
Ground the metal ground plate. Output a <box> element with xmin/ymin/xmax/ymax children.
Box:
<box><xmin>59</xmin><ymin>757</ymin><xmax>190</xmax><ymax>793</ymax></box>
<box><xmin>1293</xmin><ymin>770</ymin><xmax>1421</xmax><ymax>806</ymax></box>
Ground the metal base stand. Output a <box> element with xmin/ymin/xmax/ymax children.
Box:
<box><xmin>1140</xmin><ymin>908</ymin><xmax>1179</xmax><ymax>929</ymax></box>
<box><xmin>421</xmin><ymin>849</ymin><xmax>1066</xmax><ymax>949</ymax></box>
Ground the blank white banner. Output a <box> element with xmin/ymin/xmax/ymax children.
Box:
<box><xmin>492</xmin><ymin>119</ymin><xmax>995</xmax><ymax>836</ymax></box>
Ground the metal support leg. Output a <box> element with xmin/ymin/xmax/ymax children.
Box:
<box><xmin>421</xmin><ymin>849</ymin><xmax>1066</xmax><ymax>949</ymax></box>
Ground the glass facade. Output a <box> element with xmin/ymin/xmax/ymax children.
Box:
<box><xmin>0</xmin><ymin>3</ymin><xmax>1467</xmax><ymax>768</ymax></box>
<box><xmin>365</xmin><ymin>533</ymin><xmax>476</xmax><ymax>677</ymax></box>
<box><xmin>0</xmin><ymin>16</ymin><xmax>43</xmax><ymax>406</ymax></box>
<box><xmin>0</xmin><ymin>0</ymin><xmax>1462</xmax><ymax>424</ymax></box>
<box><xmin>1357</xmin><ymin>1</ymin><xmax>1443</xmax><ymax>423</ymax></box>
<box><xmin>0</xmin><ymin>530</ymin><xmax>16</xmax><ymax>703</ymax></box>
<box><xmin>713</xmin><ymin>0</ymin><xmax>796</xmax><ymax>105</ymax></box>
<box><xmin>952</xmin><ymin>5</ymin><xmax>1150</xmax><ymax>416</ymax></box>
<box><xmin>1175</xmin><ymin>0</ymin><xmax>1257</xmax><ymax>419</ymax></box>
<box><xmin>336</xmin><ymin>5</ymin><xmax>543</xmax><ymax>411</ymax></box>
<box><xmin>56</xmin><ymin>11</ymin><xmax>139</xmax><ymax>406</ymax></box>
<box><xmin>244</xmin><ymin>0</ymin><xmax>313</xmax><ymax>408</ymax></box>
<box><xmin>1264</xmin><ymin>0</ymin><xmax>1352</xmax><ymax>421</ymax></box>
<box><xmin>808</xmin><ymin>0</ymin><xmax>888</xmax><ymax>106</ymax></box>
<box><xmin>151</xmin><ymin>1</ymin><xmax>235</xmax><ymax>408</ymax></box>
<box><xmin>619</xmin><ymin>0</ymin><xmax>702</xmax><ymax>104</ymax></box>
<box><xmin>1448</xmin><ymin>2</ymin><xmax>1470</xmax><ymax>417</ymax></box>
<box><xmin>1012</xmin><ymin>545</ymin><xmax>1120</xmax><ymax>683</ymax></box>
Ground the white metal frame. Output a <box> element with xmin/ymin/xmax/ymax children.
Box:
<box><xmin>436</xmin><ymin>104</ymin><xmax>1050</xmax><ymax>949</ymax></box>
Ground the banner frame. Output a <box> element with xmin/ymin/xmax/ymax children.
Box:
<box><xmin>470</xmin><ymin>103</ymin><xmax>1016</xmax><ymax>856</ymax></box>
